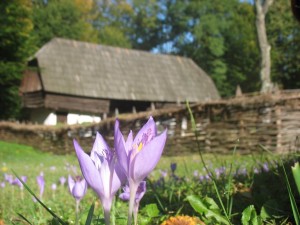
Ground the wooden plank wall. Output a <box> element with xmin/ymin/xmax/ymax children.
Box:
<box><xmin>1</xmin><ymin>91</ymin><xmax>300</xmax><ymax>156</ymax></box>
<box><xmin>45</xmin><ymin>94</ymin><xmax>110</xmax><ymax>114</ymax></box>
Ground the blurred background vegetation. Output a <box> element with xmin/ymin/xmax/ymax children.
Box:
<box><xmin>1</xmin><ymin>0</ymin><xmax>299</xmax><ymax>120</ymax></box>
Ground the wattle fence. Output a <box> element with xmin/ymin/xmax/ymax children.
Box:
<box><xmin>1</xmin><ymin>90</ymin><xmax>300</xmax><ymax>156</ymax></box>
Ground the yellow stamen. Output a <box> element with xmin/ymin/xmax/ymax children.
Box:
<box><xmin>137</xmin><ymin>142</ymin><xmax>143</xmax><ymax>151</ymax></box>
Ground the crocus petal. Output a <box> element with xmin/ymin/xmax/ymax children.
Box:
<box><xmin>73</xmin><ymin>139</ymin><xmax>104</xmax><ymax>197</ymax></box>
<box><xmin>111</xmin><ymin>163</ymin><xmax>124</xmax><ymax>195</ymax></box>
<box><xmin>125</xmin><ymin>131</ymin><xmax>133</xmax><ymax>152</ymax></box>
<box><xmin>72</xmin><ymin>179</ymin><xmax>87</xmax><ymax>200</ymax></box>
<box><xmin>92</xmin><ymin>132</ymin><xmax>111</xmax><ymax>157</ymax></box>
<box><xmin>79</xmin><ymin>177</ymin><xmax>87</xmax><ymax>190</ymax></box>
<box><xmin>116</xmin><ymin>132</ymin><xmax>130</xmax><ymax>176</ymax></box>
<box><xmin>131</xmin><ymin>129</ymin><xmax>167</xmax><ymax>183</ymax></box>
<box><xmin>99</xmin><ymin>159</ymin><xmax>112</xmax><ymax>199</ymax></box>
<box><xmin>114</xmin><ymin>119</ymin><xmax>123</xmax><ymax>148</ymax></box>
<box><xmin>119</xmin><ymin>192</ymin><xmax>130</xmax><ymax>201</ymax></box>
<box><xmin>68</xmin><ymin>175</ymin><xmax>75</xmax><ymax>193</ymax></box>
<box><xmin>132</xmin><ymin>117</ymin><xmax>157</xmax><ymax>147</ymax></box>
<box><xmin>135</xmin><ymin>181</ymin><xmax>146</xmax><ymax>202</ymax></box>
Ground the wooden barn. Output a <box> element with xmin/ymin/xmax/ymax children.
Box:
<box><xmin>20</xmin><ymin>38</ymin><xmax>220</xmax><ymax>125</ymax></box>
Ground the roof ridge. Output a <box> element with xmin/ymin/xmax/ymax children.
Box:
<box><xmin>48</xmin><ymin>37</ymin><xmax>190</xmax><ymax>61</ymax></box>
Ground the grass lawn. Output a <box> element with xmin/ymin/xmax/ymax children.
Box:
<box><xmin>0</xmin><ymin>140</ymin><xmax>298</xmax><ymax>224</ymax></box>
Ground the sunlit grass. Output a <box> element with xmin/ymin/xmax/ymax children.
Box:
<box><xmin>0</xmin><ymin>141</ymin><xmax>296</xmax><ymax>224</ymax></box>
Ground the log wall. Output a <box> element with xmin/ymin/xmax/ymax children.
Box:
<box><xmin>1</xmin><ymin>91</ymin><xmax>300</xmax><ymax>156</ymax></box>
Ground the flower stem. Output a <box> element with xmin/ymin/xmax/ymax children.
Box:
<box><xmin>127</xmin><ymin>182</ymin><xmax>138</xmax><ymax>225</ymax></box>
<box><xmin>75</xmin><ymin>199</ymin><xmax>80</xmax><ymax>225</ymax></box>
<box><xmin>111</xmin><ymin>198</ymin><xmax>116</xmax><ymax>225</ymax></box>
<box><xmin>133</xmin><ymin>202</ymin><xmax>139</xmax><ymax>225</ymax></box>
<box><xmin>104</xmin><ymin>209</ymin><xmax>110</xmax><ymax>225</ymax></box>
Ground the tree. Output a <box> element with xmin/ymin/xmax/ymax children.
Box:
<box><xmin>95</xmin><ymin>0</ymin><xmax>134</xmax><ymax>48</ymax></box>
<box><xmin>255</xmin><ymin>0</ymin><xmax>274</xmax><ymax>92</ymax></box>
<box><xmin>94</xmin><ymin>0</ymin><xmax>164</xmax><ymax>50</ymax></box>
<box><xmin>129</xmin><ymin>0</ymin><xmax>164</xmax><ymax>50</ymax></box>
<box><xmin>158</xmin><ymin>0</ymin><xmax>260</xmax><ymax>97</ymax></box>
<box><xmin>224</xmin><ymin>2</ymin><xmax>261</xmax><ymax>94</ymax></box>
<box><xmin>32</xmin><ymin>0</ymin><xmax>98</xmax><ymax>48</ymax></box>
<box><xmin>0</xmin><ymin>0</ymin><xmax>34</xmax><ymax>119</ymax></box>
<box><xmin>267</xmin><ymin>0</ymin><xmax>300</xmax><ymax>89</ymax></box>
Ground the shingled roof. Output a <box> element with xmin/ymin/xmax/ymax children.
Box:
<box><xmin>33</xmin><ymin>38</ymin><xmax>219</xmax><ymax>102</ymax></box>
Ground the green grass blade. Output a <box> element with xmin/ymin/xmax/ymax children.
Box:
<box><xmin>186</xmin><ymin>101</ymin><xmax>214</xmax><ymax>180</ymax></box>
<box><xmin>292</xmin><ymin>162</ymin><xmax>300</xmax><ymax>195</ymax></box>
<box><xmin>259</xmin><ymin>144</ymin><xmax>300</xmax><ymax>224</ymax></box>
<box><xmin>281</xmin><ymin>162</ymin><xmax>300</xmax><ymax>225</ymax></box>
<box><xmin>226</xmin><ymin>142</ymin><xmax>238</xmax><ymax>218</ymax></box>
<box><xmin>147</xmin><ymin>179</ymin><xmax>165</xmax><ymax>213</ymax></box>
<box><xmin>85</xmin><ymin>202</ymin><xmax>95</xmax><ymax>225</ymax></box>
<box><xmin>17</xmin><ymin>213</ymin><xmax>33</xmax><ymax>225</ymax></box>
<box><xmin>186</xmin><ymin>101</ymin><xmax>232</xmax><ymax>224</ymax></box>
<box><xmin>213</xmin><ymin>181</ymin><xmax>232</xmax><ymax>224</ymax></box>
<box><xmin>12</xmin><ymin>170</ymin><xmax>67</xmax><ymax>225</ymax></box>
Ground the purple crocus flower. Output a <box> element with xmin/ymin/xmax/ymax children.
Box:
<box><xmin>68</xmin><ymin>175</ymin><xmax>87</xmax><ymax>217</ymax></box>
<box><xmin>73</xmin><ymin>132</ymin><xmax>124</xmax><ymax>225</ymax></box>
<box><xmin>193</xmin><ymin>170</ymin><xmax>199</xmax><ymax>178</ymax></box>
<box><xmin>253</xmin><ymin>168</ymin><xmax>259</xmax><ymax>174</ymax></box>
<box><xmin>51</xmin><ymin>183</ymin><xmax>57</xmax><ymax>191</ymax></box>
<box><xmin>119</xmin><ymin>181</ymin><xmax>146</xmax><ymax>225</ymax></box>
<box><xmin>51</xmin><ymin>183</ymin><xmax>57</xmax><ymax>199</ymax></box>
<box><xmin>1</xmin><ymin>182</ymin><xmax>5</xmax><ymax>188</ymax></box>
<box><xmin>12</xmin><ymin>176</ymin><xmax>27</xmax><ymax>189</ymax></box>
<box><xmin>4</xmin><ymin>173</ymin><xmax>13</xmax><ymax>184</ymax></box>
<box><xmin>68</xmin><ymin>175</ymin><xmax>87</xmax><ymax>201</ymax></box>
<box><xmin>36</xmin><ymin>172</ymin><xmax>45</xmax><ymax>199</ymax></box>
<box><xmin>262</xmin><ymin>162</ymin><xmax>269</xmax><ymax>172</ymax></box>
<box><xmin>115</xmin><ymin>116</ymin><xmax>167</xmax><ymax>225</ymax></box>
<box><xmin>59</xmin><ymin>176</ymin><xmax>66</xmax><ymax>186</ymax></box>
<box><xmin>170</xmin><ymin>163</ymin><xmax>177</xmax><ymax>174</ymax></box>
<box><xmin>159</xmin><ymin>169</ymin><xmax>168</xmax><ymax>178</ymax></box>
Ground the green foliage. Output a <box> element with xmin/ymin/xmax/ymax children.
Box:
<box><xmin>186</xmin><ymin>195</ymin><xmax>230</xmax><ymax>225</ymax></box>
<box><xmin>85</xmin><ymin>203</ymin><xmax>95</xmax><ymax>225</ymax></box>
<box><xmin>267</xmin><ymin>0</ymin><xmax>300</xmax><ymax>89</ymax></box>
<box><xmin>32</xmin><ymin>0</ymin><xmax>98</xmax><ymax>47</ymax></box>
<box><xmin>138</xmin><ymin>203</ymin><xmax>160</xmax><ymax>224</ymax></box>
<box><xmin>0</xmin><ymin>0</ymin><xmax>34</xmax><ymax>119</ymax></box>
<box><xmin>292</xmin><ymin>162</ymin><xmax>300</xmax><ymax>195</ymax></box>
<box><xmin>159</xmin><ymin>0</ymin><xmax>260</xmax><ymax>97</ymax></box>
<box><xmin>129</xmin><ymin>0</ymin><xmax>163</xmax><ymax>50</ymax></box>
<box><xmin>282</xmin><ymin>160</ymin><xmax>300</xmax><ymax>225</ymax></box>
<box><xmin>95</xmin><ymin>1</ymin><xmax>133</xmax><ymax>48</ymax></box>
<box><xmin>95</xmin><ymin>0</ymin><xmax>164</xmax><ymax>50</ymax></box>
<box><xmin>98</xmin><ymin>26</ymin><xmax>132</xmax><ymax>48</ymax></box>
<box><xmin>241</xmin><ymin>205</ymin><xmax>262</xmax><ymax>225</ymax></box>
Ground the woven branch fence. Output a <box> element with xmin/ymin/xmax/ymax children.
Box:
<box><xmin>1</xmin><ymin>90</ymin><xmax>300</xmax><ymax>156</ymax></box>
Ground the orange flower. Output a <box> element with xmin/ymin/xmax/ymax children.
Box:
<box><xmin>161</xmin><ymin>215</ymin><xmax>205</xmax><ymax>225</ymax></box>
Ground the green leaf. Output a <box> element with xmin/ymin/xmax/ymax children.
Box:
<box><xmin>260</xmin><ymin>199</ymin><xmax>284</xmax><ymax>220</ymax></box>
<box><xmin>186</xmin><ymin>195</ymin><xmax>230</xmax><ymax>225</ymax></box>
<box><xmin>282</xmin><ymin>162</ymin><xmax>300</xmax><ymax>225</ymax></box>
<box><xmin>241</xmin><ymin>205</ymin><xmax>262</xmax><ymax>225</ymax></box>
<box><xmin>17</xmin><ymin>213</ymin><xmax>33</xmax><ymax>225</ymax></box>
<box><xmin>85</xmin><ymin>202</ymin><xmax>95</xmax><ymax>225</ymax></box>
<box><xmin>144</xmin><ymin>203</ymin><xmax>160</xmax><ymax>218</ymax></box>
<box><xmin>292</xmin><ymin>162</ymin><xmax>300</xmax><ymax>195</ymax></box>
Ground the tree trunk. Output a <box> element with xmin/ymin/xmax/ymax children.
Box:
<box><xmin>255</xmin><ymin>0</ymin><xmax>274</xmax><ymax>93</ymax></box>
